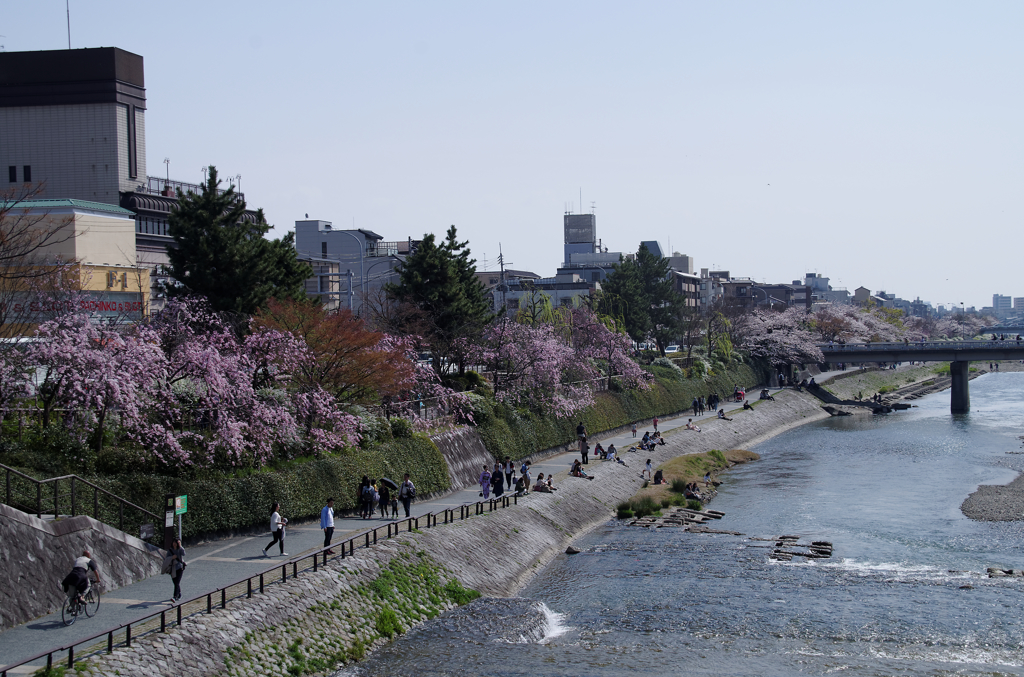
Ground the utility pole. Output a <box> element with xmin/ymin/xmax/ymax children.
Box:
<box><xmin>498</xmin><ymin>243</ymin><xmax>507</xmax><ymax>311</ymax></box>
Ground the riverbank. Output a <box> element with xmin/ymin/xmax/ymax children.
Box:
<box><xmin>39</xmin><ymin>390</ymin><xmax>829</xmax><ymax>677</ymax></box>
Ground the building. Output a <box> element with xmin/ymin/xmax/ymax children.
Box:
<box><xmin>0</xmin><ymin>47</ymin><xmax>259</xmax><ymax>312</ymax></box>
<box><xmin>556</xmin><ymin>212</ymin><xmax>624</xmax><ymax>284</ymax></box>
<box><xmin>993</xmin><ymin>294</ymin><xmax>1013</xmax><ymax>318</ymax></box>
<box><xmin>1</xmin><ymin>199</ymin><xmax>149</xmax><ymax>332</ymax></box>
<box><xmin>797</xmin><ymin>273</ymin><xmax>851</xmax><ymax>306</ymax></box>
<box><xmin>699</xmin><ymin>269</ymin><xmax>730</xmax><ymax>309</ymax></box>
<box><xmin>495</xmin><ymin>273</ymin><xmax>597</xmax><ymax>316</ymax></box>
<box><xmin>293</xmin><ymin>219</ymin><xmax>420</xmax><ymax>314</ymax></box>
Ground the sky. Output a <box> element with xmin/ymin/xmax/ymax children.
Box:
<box><xmin>5</xmin><ymin>1</ymin><xmax>1023</xmax><ymax>310</ymax></box>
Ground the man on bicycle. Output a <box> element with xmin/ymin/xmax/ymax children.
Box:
<box><xmin>62</xmin><ymin>548</ymin><xmax>101</xmax><ymax>604</ymax></box>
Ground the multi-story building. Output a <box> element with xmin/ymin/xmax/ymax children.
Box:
<box><xmin>498</xmin><ymin>273</ymin><xmax>597</xmax><ymax>315</ymax></box>
<box><xmin>556</xmin><ymin>212</ymin><xmax>623</xmax><ymax>284</ymax></box>
<box><xmin>993</xmin><ymin>294</ymin><xmax>1013</xmax><ymax>318</ymax></box>
<box><xmin>0</xmin><ymin>47</ymin><xmax>258</xmax><ymax>312</ymax></box>
<box><xmin>1</xmin><ymin>199</ymin><xmax>149</xmax><ymax>332</ymax></box>
<box><xmin>293</xmin><ymin>219</ymin><xmax>420</xmax><ymax>314</ymax></box>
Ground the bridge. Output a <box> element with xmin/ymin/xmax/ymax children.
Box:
<box><xmin>819</xmin><ymin>340</ymin><xmax>1024</xmax><ymax>413</ymax></box>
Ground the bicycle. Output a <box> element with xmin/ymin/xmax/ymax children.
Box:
<box><xmin>61</xmin><ymin>582</ymin><xmax>100</xmax><ymax>626</ymax></box>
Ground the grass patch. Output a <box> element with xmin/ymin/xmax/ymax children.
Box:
<box><xmin>443</xmin><ymin>578</ymin><xmax>481</xmax><ymax>605</ymax></box>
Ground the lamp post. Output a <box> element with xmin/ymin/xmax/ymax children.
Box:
<box><xmin>751</xmin><ymin>286</ymin><xmax>771</xmax><ymax>310</ymax></box>
<box><xmin>960</xmin><ymin>302</ymin><xmax>965</xmax><ymax>340</ymax></box>
<box><xmin>333</xmin><ymin>230</ymin><xmax>365</xmax><ymax>313</ymax></box>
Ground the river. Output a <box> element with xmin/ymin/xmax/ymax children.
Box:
<box><xmin>340</xmin><ymin>373</ymin><xmax>1024</xmax><ymax>676</ymax></box>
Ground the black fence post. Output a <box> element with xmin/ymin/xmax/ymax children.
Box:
<box><xmin>247</xmin><ymin>578</ymin><xmax>252</xmax><ymax>598</ymax></box>
<box><xmin>260</xmin><ymin>574</ymin><xmax>264</xmax><ymax>594</ymax></box>
<box><xmin>53</xmin><ymin>482</ymin><xmax>58</xmax><ymax>519</ymax></box>
<box><xmin>70</xmin><ymin>477</ymin><xmax>76</xmax><ymax>517</ymax></box>
<box><xmin>67</xmin><ymin>646</ymin><xmax>74</xmax><ymax>669</ymax></box>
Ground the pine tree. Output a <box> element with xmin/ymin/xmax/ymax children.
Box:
<box><xmin>388</xmin><ymin>225</ymin><xmax>491</xmax><ymax>374</ymax></box>
<box><xmin>599</xmin><ymin>243</ymin><xmax>683</xmax><ymax>355</ymax></box>
<box><xmin>165</xmin><ymin>166</ymin><xmax>310</xmax><ymax>317</ymax></box>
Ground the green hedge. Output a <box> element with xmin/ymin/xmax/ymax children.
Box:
<box><xmin>475</xmin><ymin>362</ymin><xmax>765</xmax><ymax>462</ymax></box>
<box><xmin>83</xmin><ymin>433</ymin><xmax>449</xmax><ymax>541</ymax></box>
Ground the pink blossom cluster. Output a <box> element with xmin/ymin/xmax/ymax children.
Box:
<box><xmin>474</xmin><ymin>307</ymin><xmax>649</xmax><ymax>417</ymax></box>
<box><xmin>20</xmin><ymin>299</ymin><xmax>362</xmax><ymax>468</ymax></box>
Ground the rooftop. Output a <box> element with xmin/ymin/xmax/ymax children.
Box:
<box><xmin>6</xmin><ymin>198</ymin><xmax>135</xmax><ymax>217</ymax></box>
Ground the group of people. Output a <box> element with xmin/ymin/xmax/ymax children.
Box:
<box><xmin>637</xmin><ymin>430</ymin><xmax>666</xmax><ymax>451</ymax></box>
<box><xmin>354</xmin><ymin>474</ymin><xmax>416</xmax><ymax>521</ymax></box>
<box><xmin>690</xmin><ymin>395</ymin><xmax>720</xmax><ymax>416</ymax></box>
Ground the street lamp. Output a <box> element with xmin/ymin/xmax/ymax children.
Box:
<box><xmin>960</xmin><ymin>302</ymin><xmax>965</xmax><ymax>340</ymax></box>
<box><xmin>333</xmin><ymin>230</ymin><xmax>365</xmax><ymax>312</ymax></box>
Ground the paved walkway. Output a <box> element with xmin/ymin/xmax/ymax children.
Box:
<box><xmin>0</xmin><ymin>368</ymin><xmax>858</xmax><ymax>672</ymax></box>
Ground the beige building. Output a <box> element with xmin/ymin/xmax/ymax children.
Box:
<box><xmin>1</xmin><ymin>199</ymin><xmax>149</xmax><ymax>331</ymax></box>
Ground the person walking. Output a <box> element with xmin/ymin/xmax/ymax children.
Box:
<box><xmin>692</xmin><ymin>398</ymin><xmax>699</xmax><ymax>415</ymax></box>
<box><xmin>378</xmin><ymin>483</ymin><xmax>391</xmax><ymax>520</ymax></box>
<box><xmin>320</xmin><ymin>498</ymin><xmax>335</xmax><ymax>554</ymax></box>
<box><xmin>480</xmin><ymin>464</ymin><xmax>492</xmax><ymax>499</ymax></box>
<box><xmin>631</xmin><ymin>422</ymin><xmax>637</xmax><ymax>437</ymax></box>
<box><xmin>169</xmin><ymin>537</ymin><xmax>186</xmax><ymax>601</ymax></box>
<box><xmin>644</xmin><ymin>459</ymin><xmax>653</xmax><ymax>481</ymax></box>
<box><xmin>581</xmin><ymin>441</ymin><xmax>590</xmax><ymax>465</ymax></box>
<box><xmin>359</xmin><ymin>476</ymin><xmax>375</xmax><ymax>520</ymax></box>
<box><xmin>521</xmin><ymin>460</ymin><xmax>532</xmax><ymax>493</ymax></box>
<box><xmin>399</xmin><ymin>473</ymin><xmax>415</xmax><ymax>518</ymax></box>
<box><xmin>652</xmin><ymin>416</ymin><xmax>659</xmax><ymax>432</ymax></box>
<box><xmin>262</xmin><ymin>503</ymin><xmax>288</xmax><ymax>557</ymax></box>
<box><xmin>491</xmin><ymin>462</ymin><xmax>505</xmax><ymax>498</ymax></box>
<box><xmin>504</xmin><ymin>456</ymin><xmax>515</xmax><ymax>489</ymax></box>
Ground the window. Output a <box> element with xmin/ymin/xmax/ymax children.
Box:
<box><xmin>322</xmin><ymin>242</ymin><xmax>328</xmax><ymax>257</ymax></box>
<box><xmin>8</xmin><ymin>166</ymin><xmax>15</xmax><ymax>183</ymax></box>
<box><xmin>23</xmin><ymin>166</ymin><xmax>31</xmax><ymax>182</ymax></box>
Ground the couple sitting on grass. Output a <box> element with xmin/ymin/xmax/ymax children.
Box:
<box><xmin>571</xmin><ymin>459</ymin><xmax>595</xmax><ymax>480</ymax></box>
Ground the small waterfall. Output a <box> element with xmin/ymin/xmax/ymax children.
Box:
<box><xmin>430</xmin><ymin>427</ymin><xmax>496</xmax><ymax>491</ymax></box>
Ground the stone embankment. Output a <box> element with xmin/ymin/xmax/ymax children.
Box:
<box><xmin>0</xmin><ymin>503</ymin><xmax>164</xmax><ymax>630</ymax></box>
<box><xmin>73</xmin><ymin>391</ymin><xmax>828</xmax><ymax>677</ymax></box>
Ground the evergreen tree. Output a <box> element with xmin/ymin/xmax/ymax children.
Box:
<box><xmin>165</xmin><ymin>166</ymin><xmax>310</xmax><ymax>317</ymax></box>
<box><xmin>599</xmin><ymin>243</ymin><xmax>683</xmax><ymax>355</ymax></box>
<box><xmin>387</xmin><ymin>225</ymin><xmax>491</xmax><ymax>374</ymax></box>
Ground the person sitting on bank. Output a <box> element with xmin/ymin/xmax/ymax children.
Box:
<box><xmin>594</xmin><ymin>442</ymin><xmax>606</xmax><ymax>459</ymax></box>
<box><xmin>653</xmin><ymin>469</ymin><xmax>666</xmax><ymax>485</ymax></box>
<box><xmin>605</xmin><ymin>444</ymin><xmax>616</xmax><ymax>461</ymax></box>
<box><xmin>571</xmin><ymin>460</ymin><xmax>595</xmax><ymax>480</ymax></box>
<box><xmin>718</xmin><ymin>409</ymin><xmax>733</xmax><ymax>421</ymax></box>
<box><xmin>685</xmin><ymin>418</ymin><xmax>702</xmax><ymax>432</ymax></box>
<box><xmin>641</xmin><ymin>431</ymin><xmax>651</xmax><ymax>446</ymax></box>
<box><xmin>514</xmin><ymin>476</ymin><xmax>528</xmax><ymax>496</ymax></box>
<box><xmin>533</xmin><ymin>473</ymin><xmax>554</xmax><ymax>493</ymax></box>
<box><xmin>684</xmin><ymin>483</ymin><xmax>703</xmax><ymax>500</ymax></box>
<box><xmin>651</xmin><ymin>432</ymin><xmax>666</xmax><ymax>445</ymax></box>
<box><xmin>743</xmin><ymin>400</ymin><xmax>754</xmax><ymax>411</ymax></box>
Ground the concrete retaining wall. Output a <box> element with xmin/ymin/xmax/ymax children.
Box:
<box><xmin>72</xmin><ymin>391</ymin><xmax>830</xmax><ymax>676</ymax></box>
<box><xmin>0</xmin><ymin>503</ymin><xmax>165</xmax><ymax>630</ymax></box>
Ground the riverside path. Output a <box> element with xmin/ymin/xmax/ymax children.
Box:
<box><xmin>0</xmin><ymin>367</ymin><xmax>856</xmax><ymax>673</ymax></box>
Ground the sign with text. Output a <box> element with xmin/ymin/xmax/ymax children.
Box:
<box><xmin>174</xmin><ymin>495</ymin><xmax>188</xmax><ymax>515</ymax></box>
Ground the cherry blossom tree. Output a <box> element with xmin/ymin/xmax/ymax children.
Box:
<box><xmin>736</xmin><ymin>307</ymin><xmax>824</xmax><ymax>367</ymax></box>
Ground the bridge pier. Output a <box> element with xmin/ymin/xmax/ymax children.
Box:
<box><xmin>950</xmin><ymin>361</ymin><xmax>970</xmax><ymax>413</ymax></box>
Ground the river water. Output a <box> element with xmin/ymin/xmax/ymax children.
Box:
<box><xmin>340</xmin><ymin>373</ymin><xmax>1024</xmax><ymax>676</ymax></box>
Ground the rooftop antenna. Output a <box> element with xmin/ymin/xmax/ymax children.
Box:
<box><xmin>66</xmin><ymin>0</ymin><xmax>71</xmax><ymax>49</ymax></box>
<box><xmin>163</xmin><ymin>157</ymin><xmax>170</xmax><ymax>182</ymax></box>
<box><xmin>590</xmin><ymin>201</ymin><xmax>596</xmax><ymax>214</ymax></box>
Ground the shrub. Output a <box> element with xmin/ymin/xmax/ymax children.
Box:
<box><xmin>376</xmin><ymin>607</ymin><xmax>402</xmax><ymax>638</ymax></box>
<box><xmin>629</xmin><ymin>495</ymin><xmax>660</xmax><ymax>518</ymax></box>
<box><xmin>616</xmin><ymin>502</ymin><xmax>634</xmax><ymax>519</ymax></box>
<box><xmin>708</xmin><ymin>449</ymin><xmax>727</xmax><ymax>466</ymax></box>
<box><xmin>686</xmin><ymin>499</ymin><xmax>703</xmax><ymax>511</ymax></box>
<box><xmin>670</xmin><ymin>478</ymin><xmax>688</xmax><ymax>494</ymax></box>
<box><xmin>443</xmin><ymin>578</ymin><xmax>481</xmax><ymax>605</ymax></box>
<box><xmin>651</xmin><ymin>357</ymin><xmax>683</xmax><ymax>378</ymax></box>
<box><xmin>390</xmin><ymin>418</ymin><xmax>413</xmax><ymax>439</ymax></box>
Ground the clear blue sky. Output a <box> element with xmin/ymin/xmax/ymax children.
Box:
<box><xmin>6</xmin><ymin>1</ymin><xmax>1023</xmax><ymax>310</ymax></box>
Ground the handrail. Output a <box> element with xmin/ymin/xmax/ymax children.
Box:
<box><xmin>0</xmin><ymin>491</ymin><xmax>528</xmax><ymax>676</ymax></box>
<box><xmin>820</xmin><ymin>340</ymin><xmax>1024</xmax><ymax>351</ymax></box>
<box><xmin>1</xmin><ymin>463</ymin><xmax>160</xmax><ymax>530</ymax></box>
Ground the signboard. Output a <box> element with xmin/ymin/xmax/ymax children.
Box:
<box><xmin>140</xmin><ymin>523</ymin><xmax>154</xmax><ymax>540</ymax></box>
<box><xmin>174</xmin><ymin>495</ymin><xmax>188</xmax><ymax>515</ymax></box>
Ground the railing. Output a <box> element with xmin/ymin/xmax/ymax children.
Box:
<box><xmin>142</xmin><ymin>177</ymin><xmax>243</xmax><ymax>202</ymax></box>
<box><xmin>1</xmin><ymin>463</ymin><xmax>160</xmax><ymax>536</ymax></box>
<box><xmin>0</xmin><ymin>492</ymin><xmax>525</xmax><ymax>677</ymax></box>
<box><xmin>820</xmin><ymin>340</ymin><xmax>1024</xmax><ymax>352</ymax></box>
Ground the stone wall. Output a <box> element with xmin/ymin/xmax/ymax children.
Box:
<box><xmin>74</xmin><ymin>391</ymin><xmax>830</xmax><ymax>676</ymax></box>
<box><xmin>0</xmin><ymin>503</ymin><xmax>164</xmax><ymax>630</ymax></box>
<box><xmin>429</xmin><ymin>427</ymin><xmax>495</xmax><ymax>492</ymax></box>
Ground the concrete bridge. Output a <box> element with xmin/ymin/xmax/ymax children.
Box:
<box><xmin>819</xmin><ymin>340</ymin><xmax>1024</xmax><ymax>413</ymax></box>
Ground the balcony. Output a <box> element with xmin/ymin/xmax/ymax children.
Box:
<box><xmin>140</xmin><ymin>176</ymin><xmax>243</xmax><ymax>202</ymax></box>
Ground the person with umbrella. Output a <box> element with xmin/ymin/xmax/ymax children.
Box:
<box><xmin>379</xmin><ymin>477</ymin><xmax>399</xmax><ymax>519</ymax></box>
